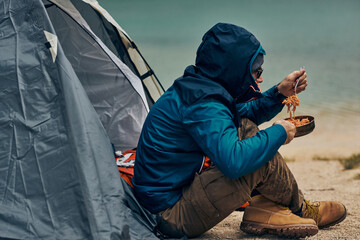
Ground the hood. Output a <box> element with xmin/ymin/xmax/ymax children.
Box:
<box><xmin>195</xmin><ymin>23</ymin><xmax>266</xmax><ymax>102</ymax></box>
<box><xmin>173</xmin><ymin>23</ymin><xmax>266</xmax><ymax>127</ymax></box>
<box><xmin>174</xmin><ymin>66</ymin><xmax>234</xmax><ymax>108</ymax></box>
<box><xmin>174</xmin><ymin>65</ymin><xmax>241</xmax><ymax>128</ymax></box>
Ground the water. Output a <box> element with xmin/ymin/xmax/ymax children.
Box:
<box><xmin>99</xmin><ymin>0</ymin><xmax>360</xmax><ymax>158</ymax></box>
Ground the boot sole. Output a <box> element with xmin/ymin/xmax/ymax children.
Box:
<box><xmin>319</xmin><ymin>204</ymin><xmax>347</xmax><ymax>229</ymax></box>
<box><xmin>240</xmin><ymin>221</ymin><xmax>318</xmax><ymax>238</ymax></box>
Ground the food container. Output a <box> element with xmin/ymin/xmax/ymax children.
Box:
<box><xmin>285</xmin><ymin>115</ymin><xmax>315</xmax><ymax>137</ymax></box>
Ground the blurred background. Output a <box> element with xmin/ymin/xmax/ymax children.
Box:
<box><xmin>99</xmin><ymin>0</ymin><xmax>360</xmax><ymax>160</ymax></box>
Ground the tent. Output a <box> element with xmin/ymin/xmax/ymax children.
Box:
<box><xmin>0</xmin><ymin>0</ymin><xmax>182</xmax><ymax>239</ymax></box>
<box><xmin>44</xmin><ymin>0</ymin><xmax>164</xmax><ymax>152</ymax></box>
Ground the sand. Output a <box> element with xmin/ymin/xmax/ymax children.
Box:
<box><xmin>193</xmin><ymin>159</ymin><xmax>360</xmax><ymax>240</ymax></box>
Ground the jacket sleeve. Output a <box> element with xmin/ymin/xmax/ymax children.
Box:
<box><xmin>181</xmin><ymin>100</ymin><xmax>287</xmax><ymax>179</ymax></box>
<box><xmin>236</xmin><ymin>85</ymin><xmax>286</xmax><ymax>125</ymax></box>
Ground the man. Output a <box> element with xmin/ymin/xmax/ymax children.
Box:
<box><xmin>133</xmin><ymin>23</ymin><xmax>346</xmax><ymax>238</ymax></box>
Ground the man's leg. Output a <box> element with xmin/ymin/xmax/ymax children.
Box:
<box><xmin>235</xmin><ymin>118</ymin><xmax>304</xmax><ymax>212</ymax></box>
<box><xmin>158</xmin><ymin>119</ymin><xmax>309</xmax><ymax>237</ymax></box>
<box><xmin>239</xmin><ymin>119</ymin><xmax>346</xmax><ymax>232</ymax></box>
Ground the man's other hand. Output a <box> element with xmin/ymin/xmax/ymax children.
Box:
<box><xmin>277</xmin><ymin>68</ymin><xmax>307</xmax><ymax>97</ymax></box>
<box><xmin>274</xmin><ymin>119</ymin><xmax>296</xmax><ymax>145</ymax></box>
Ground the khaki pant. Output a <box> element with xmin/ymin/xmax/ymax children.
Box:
<box><xmin>158</xmin><ymin>119</ymin><xmax>304</xmax><ymax>238</ymax></box>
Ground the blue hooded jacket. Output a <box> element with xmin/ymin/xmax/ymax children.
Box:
<box><xmin>133</xmin><ymin>23</ymin><xmax>287</xmax><ymax>214</ymax></box>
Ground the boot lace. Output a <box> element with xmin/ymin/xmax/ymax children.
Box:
<box><xmin>302</xmin><ymin>200</ymin><xmax>320</xmax><ymax>224</ymax></box>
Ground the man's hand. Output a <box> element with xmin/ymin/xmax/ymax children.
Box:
<box><xmin>273</xmin><ymin>119</ymin><xmax>296</xmax><ymax>145</ymax></box>
<box><xmin>277</xmin><ymin>68</ymin><xmax>307</xmax><ymax>97</ymax></box>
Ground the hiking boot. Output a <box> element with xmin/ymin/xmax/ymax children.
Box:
<box><xmin>302</xmin><ymin>200</ymin><xmax>347</xmax><ymax>228</ymax></box>
<box><xmin>240</xmin><ymin>195</ymin><xmax>318</xmax><ymax>238</ymax></box>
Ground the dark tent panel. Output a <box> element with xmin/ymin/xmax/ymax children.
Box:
<box><xmin>43</xmin><ymin>0</ymin><xmax>149</xmax><ymax>151</ymax></box>
<box><xmin>65</xmin><ymin>0</ymin><xmax>160</xmax><ymax>109</ymax></box>
<box><xmin>68</xmin><ymin>0</ymin><xmax>140</xmax><ymax>76</ymax></box>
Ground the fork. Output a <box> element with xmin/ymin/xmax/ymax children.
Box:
<box><xmin>295</xmin><ymin>66</ymin><xmax>305</xmax><ymax>94</ymax></box>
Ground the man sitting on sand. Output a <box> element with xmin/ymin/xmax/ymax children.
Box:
<box><xmin>132</xmin><ymin>23</ymin><xmax>346</xmax><ymax>238</ymax></box>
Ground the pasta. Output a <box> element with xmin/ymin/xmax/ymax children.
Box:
<box><xmin>287</xmin><ymin>117</ymin><xmax>310</xmax><ymax>127</ymax></box>
<box><xmin>282</xmin><ymin>95</ymin><xmax>309</xmax><ymax>127</ymax></box>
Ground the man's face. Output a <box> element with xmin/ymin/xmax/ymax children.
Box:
<box><xmin>252</xmin><ymin>67</ymin><xmax>263</xmax><ymax>84</ymax></box>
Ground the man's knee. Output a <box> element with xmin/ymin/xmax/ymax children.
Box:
<box><xmin>239</xmin><ymin>118</ymin><xmax>259</xmax><ymax>140</ymax></box>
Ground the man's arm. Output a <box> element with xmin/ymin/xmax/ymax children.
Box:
<box><xmin>237</xmin><ymin>68</ymin><xmax>308</xmax><ymax>125</ymax></box>
<box><xmin>182</xmin><ymin>100</ymin><xmax>287</xmax><ymax>179</ymax></box>
<box><xmin>236</xmin><ymin>85</ymin><xmax>286</xmax><ymax>125</ymax></box>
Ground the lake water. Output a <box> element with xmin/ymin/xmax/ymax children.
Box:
<box><xmin>99</xmin><ymin>0</ymin><xmax>360</xmax><ymax>159</ymax></box>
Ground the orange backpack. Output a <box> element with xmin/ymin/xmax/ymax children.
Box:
<box><xmin>115</xmin><ymin>150</ymin><xmax>136</xmax><ymax>188</ymax></box>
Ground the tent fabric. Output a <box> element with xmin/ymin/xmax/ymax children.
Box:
<box><xmin>44</xmin><ymin>0</ymin><xmax>149</xmax><ymax>151</ymax></box>
<box><xmin>79</xmin><ymin>0</ymin><xmax>165</xmax><ymax>104</ymax></box>
<box><xmin>0</xmin><ymin>0</ymin><xmax>174</xmax><ymax>239</ymax></box>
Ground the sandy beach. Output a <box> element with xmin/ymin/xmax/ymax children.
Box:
<box><xmin>192</xmin><ymin>158</ymin><xmax>360</xmax><ymax>240</ymax></box>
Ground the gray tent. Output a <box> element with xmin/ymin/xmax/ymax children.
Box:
<box><xmin>44</xmin><ymin>0</ymin><xmax>164</xmax><ymax>152</ymax></box>
<box><xmin>0</xmin><ymin>0</ymin><xmax>182</xmax><ymax>239</ymax></box>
